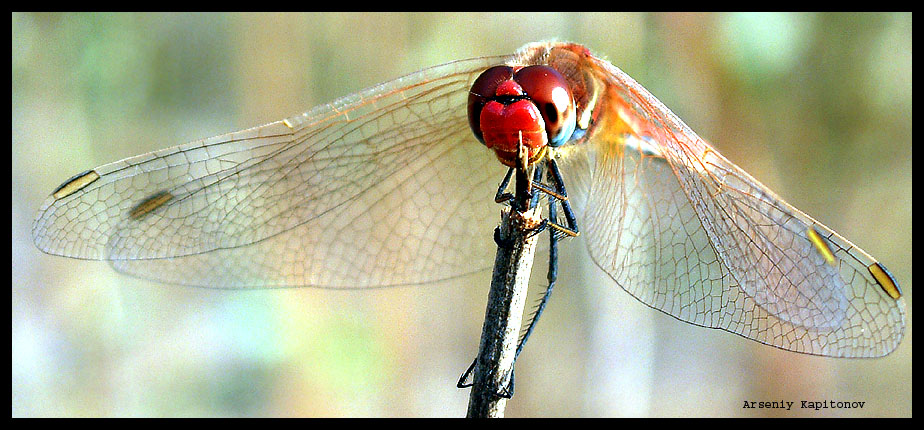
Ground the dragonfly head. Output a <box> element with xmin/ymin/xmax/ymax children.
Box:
<box><xmin>468</xmin><ymin>65</ymin><xmax>576</xmax><ymax>168</ymax></box>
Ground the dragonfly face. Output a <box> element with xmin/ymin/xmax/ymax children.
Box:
<box><xmin>32</xmin><ymin>41</ymin><xmax>905</xmax><ymax>363</ymax></box>
<box><xmin>467</xmin><ymin>64</ymin><xmax>578</xmax><ymax>167</ymax></box>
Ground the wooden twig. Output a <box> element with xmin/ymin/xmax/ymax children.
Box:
<box><xmin>466</xmin><ymin>201</ymin><xmax>541</xmax><ymax>418</ymax></box>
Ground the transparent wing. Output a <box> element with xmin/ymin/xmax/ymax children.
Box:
<box><xmin>32</xmin><ymin>55</ymin><xmax>510</xmax><ymax>288</ymax></box>
<box><xmin>558</xmin><ymin>53</ymin><xmax>905</xmax><ymax>357</ymax></box>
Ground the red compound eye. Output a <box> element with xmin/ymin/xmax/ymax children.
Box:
<box><xmin>467</xmin><ymin>64</ymin><xmax>577</xmax><ymax>167</ymax></box>
<box><xmin>513</xmin><ymin>65</ymin><xmax>575</xmax><ymax>147</ymax></box>
<box><xmin>467</xmin><ymin>66</ymin><xmax>514</xmax><ymax>143</ymax></box>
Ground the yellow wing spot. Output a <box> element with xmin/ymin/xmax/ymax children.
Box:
<box><xmin>869</xmin><ymin>263</ymin><xmax>902</xmax><ymax>300</ymax></box>
<box><xmin>282</xmin><ymin>118</ymin><xmax>295</xmax><ymax>129</ymax></box>
<box><xmin>52</xmin><ymin>170</ymin><xmax>100</xmax><ymax>200</ymax></box>
<box><xmin>129</xmin><ymin>191</ymin><xmax>173</xmax><ymax>220</ymax></box>
<box><xmin>807</xmin><ymin>227</ymin><xmax>836</xmax><ymax>266</ymax></box>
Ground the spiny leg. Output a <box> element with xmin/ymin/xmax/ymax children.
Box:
<box><xmin>545</xmin><ymin>158</ymin><xmax>579</xmax><ymax>236</ymax></box>
<box><xmin>458</xmin><ymin>158</ymin><xmax>579</xmax><ymax>397</ymax></box>
<box><xmin>496</xmin><ymin>159</ymin><xmax>579</xmax><ymax>397</ymax></box>
<box><xmin>523</xmin><ymin>159</ymin><xmax>578</xmax><ymax>241</ymax></box>
<box><xmin>528</xmin><ymin>163</ymin><xmax>544</xmax><ymax>211</ymax></box>
<box><xmin>493</xmin><ymin>195</ymin><xmax>561</xmax><ymax>398</ymax></box>
<box><xmin>494</xmin><ymin>167</ymin><xmax>514</xmax><ymax>204</ymax></box>
<box><xmin>459</xmin><ymin>163</ymin><xmax>545</xmax><ymax>391</ymax></box>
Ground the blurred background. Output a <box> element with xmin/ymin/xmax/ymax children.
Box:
<box><xmin>12</xmin><ymin>12</ymin><xmax>911</xmax><ymax>417</ymax></box>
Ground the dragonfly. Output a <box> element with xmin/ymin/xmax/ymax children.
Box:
<box><xmin>32</xmin><ymin>41</ymin><xmax>906</xmax><ymax>386</ymax></box>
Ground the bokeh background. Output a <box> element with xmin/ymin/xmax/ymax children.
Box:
<box><xmin>12</xmin><ymin>12</ymin><xmax>911</xmax><ymax>417</ymax></box>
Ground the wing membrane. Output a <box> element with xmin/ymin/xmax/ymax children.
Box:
<box><xmin>33</xmin><ymin>56</ymin><xmax>509</xmax><ymax>288</ymax></box>
<box><xmin>565</xmin><ymin>55</ymin><xmax>904</xmax><ymax>357</ymax></box>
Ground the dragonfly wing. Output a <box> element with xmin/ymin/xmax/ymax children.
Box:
<box><xmin>561</xmin><ymin>55</ymin><xmax>905</xmax><ymax>357</ymax></box>
<box><xmin>33</xmin><ymin>55</ymin><xmax>510</xmax><ymax>288</ymax></box>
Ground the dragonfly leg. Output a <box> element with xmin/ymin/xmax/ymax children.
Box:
<box><xmin>528</xmin><ymin>164</ymin><xmax>544</xmax><ymax>210</ymax></box>
<box><xmin>494</xmin><ymin>165</ymin><xmax>548</xmax><ymax>247</ymax></box>
<box><xmin>494</xmin><ymin>167</ymin><xmax>515</xmax><ymax>204</ymax></box>
<box><xmin>524</xmin><ymin>219</ymin><xmax>550</xmax><ymax>240</ymax></box>
<box><xmin>456</xmin><ymin>356</ymin><xmax>515</xmax><ymax>399</ymax></box>
<box><xmin>495</xmin><ymin>196</ymin><xmax>561</xmax><ymax>398</ymax></box>
<box><xmin>457</xmin><ymin>358</ymin><xmax>477</xmax><ymax>389</ymax></box>
<box><xmin>461</xmin><ymin>158</ymin><xmax>577</xmax><ymax>399</ymax></box>
<box><xmin>545</xmin><ymin>158</ymin><xmax>579</xmax><ymax>236</ymax></box>
<box><xmin>496</xmin><ymin>159</ymin><xmax>580</xmax><ymax>397</ymax></box>
<box><xmin>523</xmin><ymin>158</ymin><xmax>578</xmax><ymax>238</ymax></box>
<box><xmin>522</xmin><ymin>160</ymin><xmax>581</xmax><ymax>239</ymax></box>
